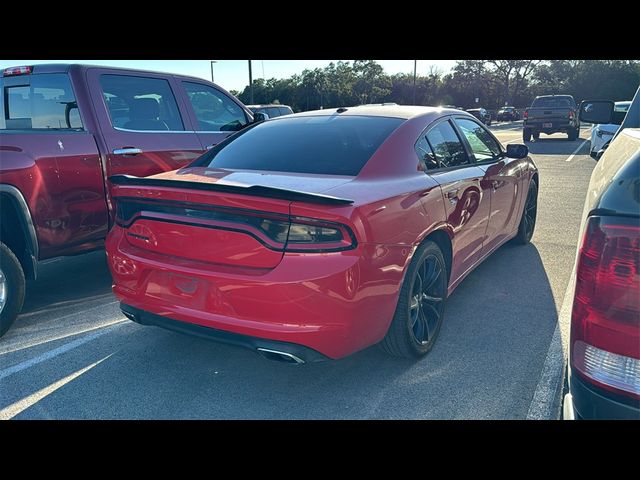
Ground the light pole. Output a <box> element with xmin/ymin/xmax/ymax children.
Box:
<box><xmin>413</xmin><ymin>60</ymin><xmax>417</xmax><ymax>105</ymax></box>
<box><xmin>248</xmin><ymin>60</ymin><xmax>254</xmax><ymax>104</ymax></box>
<box><xmin>210</xmin><ymin>60</ymin><xmax>217</xmax><ymax>83</ymax></box>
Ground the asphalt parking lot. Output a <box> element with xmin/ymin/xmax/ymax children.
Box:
<box><xmin>0</xmin><ymin>123</ymin><xmax>596</xmax><ymax>419</ymax></box>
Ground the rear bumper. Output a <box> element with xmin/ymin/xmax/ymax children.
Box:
<box><xmin>565</xmin><ymin>366</ymin><xmax>640</xmax><ymax>420</ymax></box>
<box><xmin>524</xmin><ymin>121</ymin><xmax>577</xmax><ymax>132</ymax></box>
<box><xmin>120</xmin><ymin>303</ymin><xmax>329</xmax><ymax>363</ymax></box>
<box><xmin>106</xmin><ymin>225</ymin><xmax>408</xmax><ymax>359</ymax></box>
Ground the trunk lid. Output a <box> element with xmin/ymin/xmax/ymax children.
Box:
<box><xmin>111</xmin><ymin>167</ymin><xmax>354</xmax><ymax>269</ymax></box>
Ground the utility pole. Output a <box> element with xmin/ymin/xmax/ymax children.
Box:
<box><xmin>413</xmin><ymin>60</ymin><xmax>417</xmax><ymax>105</ymax></box>
<box><xmin>248</xmin><ymin>60</ymin><xmax>254</xmax><ymax>104</ymax></box>
<box><xmin>210</xmin><ymin>60</ymin><xmax>217</xmax><ymax>83</ymax></box>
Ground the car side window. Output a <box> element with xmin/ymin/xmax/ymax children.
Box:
<box><xmin>267</xmin><ymin>107</ymin><xmax>281</xmax><ymax>119</ymax></box>
<box><xmin>415</xmin><ymin>135</ymin><xmax>439</xmax><ymax>170</ymax></box>
<box><xmin>183</xmin><ymin>82</ymin><xmax>247</xmax><ymax>132</ymax></box>
<box><xmin>279</xmin><ymin>106</ymin><xmax>293</xmax><ymax>116</ymax></box>
<box><xmin>454</xmin><ymin>118</ymin><xmax>502</xmax><ymax>163</ymax></box>
<box><xmin>425</xmin><ymin>120</ymin><xmax>469</xmax><ymax>168</ymax></box>
<box><xmin>99</xmin><ymin>74</ymin><xmax>184</xmax><ymax>131</ymax></box>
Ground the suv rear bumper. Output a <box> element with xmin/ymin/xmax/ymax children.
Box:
<box><xmin>564</xmin><ymin>366</ymin><xmax>640</xmax><ymax>419</ymax></box>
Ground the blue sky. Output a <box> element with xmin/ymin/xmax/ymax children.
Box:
<box><xmin>0</xmin><ymin>60</ymin><xmax>457</xmax><ymax>92</ymax></box>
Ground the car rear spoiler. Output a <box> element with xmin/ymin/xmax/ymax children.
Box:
<box><xmin>109</xmin><ymin>174</ymin><xmax>354</xmax><ymax>206</ymax></box>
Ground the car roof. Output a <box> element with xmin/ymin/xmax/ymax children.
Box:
<box><xmin>286</xmin><ymin>105</ymin><xmax>464</xmax><ymax>121</ymax></box>
<box><xmin>7</xmin><ymin>63</ymin><xmax>215</xmax><ymax>85</ymax></box>
<box><xmin>247</xmin><ymin>104</ymin><xmax>292</xmax><ymax>108</ymax></box>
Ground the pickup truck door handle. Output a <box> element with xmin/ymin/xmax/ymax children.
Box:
<box><xmin>113</xmin><ymin>148</ymin><xmax>143</xmax><ymax>156</ymax></box>
<box><xmin>205</xmin><ymin>143</ymin><xmax>217</xmax><ymax>150</ymax></box>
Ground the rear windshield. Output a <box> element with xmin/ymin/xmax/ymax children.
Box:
<box><xmin>531</xmin><ymin>97</ymin><xmax>573</xmax><ymax>108</ymax></box>
<box><xmin>195</xmin><ymin>115</ymin><xmax>404</xmax><ymax>176</ymax></box>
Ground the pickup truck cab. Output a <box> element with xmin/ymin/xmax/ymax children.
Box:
<box><xmin>0</xmin><ymin>63</ymin><xmax>255</xmax><ymax>336</ymax></box>
<box><xmin>522</xmin><ymin>94</ymin><xmax>580</xmax><ymax>142</ymax></box>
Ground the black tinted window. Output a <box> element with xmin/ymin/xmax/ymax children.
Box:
<box><xmin>183</xmin><ymin>82</ymin><xmax>247</xmax><ymax>132</ymax></box>
<box><xmin>531</xmin><ymin>97</ymin><xmax>573</xmax><ymax>108</ymax></box>
<box><xmin>415</xmin><ymin>135</ymin><xmax>438</xmax><ymax>170</ymax></box>
<box><xmin>425</xmin><ymin>121</ymin><xmax>468</xmax><ymax>168</ymax></box>
<box><xmin>1</xmin><ymin>74</ymin><xmax>82</xmax><ymax>130</ymax></box>
<box><xmin>100</xmin><ymin>75</ymin><xmax>184</xmax><ymax>131</ymax></box>
<box><xmin>197</xmin><ymin>116</ymin><xmax>403</xmax><ymax>176</ymax></box>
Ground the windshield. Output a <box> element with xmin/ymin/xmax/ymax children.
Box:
<box><xmin>193</xmin><ymin>115</ymin><xmax>404</xmax><ymax>176</ymax></box>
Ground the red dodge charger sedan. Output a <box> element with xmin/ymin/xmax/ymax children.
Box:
<box><xmin>106</xmin><ymin>106</ymin><xmax>538</xmax><ymax>363</ymax></box>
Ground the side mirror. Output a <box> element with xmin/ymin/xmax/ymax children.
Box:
<box><xmin>506</xmin><ymin>143</ymin><xmax>528</xmax><ymax>159</ymax></box>
<box><xmin>252</xmin><ymin>112</ymin><xmax>269</xmax><ymax>123</ymax></box>
<box><xmin>579</xmin><ymin>100</ymin><xmax>615</xmax><ymax>124</ymax></box>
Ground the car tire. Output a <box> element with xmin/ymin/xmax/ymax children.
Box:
<box><xmin>568</xmin><ymin>128</ymin><xmax>578</xmax><ymax>141</ymax></box>
<box><xmin>523</xmin><ymin>128</ymin><xmax>532</xmax><ymax>142</ymax></box>
<box><xmin>532</xmin><ymin>131</ymin><xmax>540</xmax><ymax>141</ymax></box>
<box><xmin>380</xmin><ymin>240</ymin><xmax>448</xmax><ymax>359</ymax></box>
<box><xmin>513</xmin><ymin>179</ymin><xmax>538</xmax><ymax>245</ymax></box>
<box><xmin>0</xmin><ymin>241</ymin><xmax>26</xmax><ymax>337</ymax></box>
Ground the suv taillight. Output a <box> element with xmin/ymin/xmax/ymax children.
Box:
<box><xmin>570</xmin><ymin>216</ymin><xmax>640</xmax><ymax>399</ymax></box>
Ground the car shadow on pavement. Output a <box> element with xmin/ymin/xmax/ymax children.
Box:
<box><xmin>9</xmin><ymin>241</ymin><xmax>559</xmax><ymax>420</ymax></box>
<box><xmin>524</xmin><ymin>136</ymin><xmax>590</xmax><ymax>156</ymax></box>
<box><xmin>17</xmin><ymin>250</ymin><xmax>113</xmax><ymax>323</ymax></box>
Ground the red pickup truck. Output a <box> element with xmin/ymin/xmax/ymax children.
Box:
<box><xmin>0</xmin><ymin>63</ymin><xmax>257</xmax><ymax>336</ymax></box>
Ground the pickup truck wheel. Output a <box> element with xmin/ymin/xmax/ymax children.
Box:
<box><xmin>523</xmin><ymin>128</ymin><xmax>532</xmax><ymax>142</ymax></box>
<box><xmin>532</xmin><ymin>131</ymin><xmax>540</xmax><ymax>141</ymax></box>
<box><xmin>0</xmin><ymin>241</ymin><xmax>26</xmax><ymax>337</ymax></box>
<box><xmin>568</xmin><ymin>128</ymin><xmax>578</xmax><ymax>141</ymax></box>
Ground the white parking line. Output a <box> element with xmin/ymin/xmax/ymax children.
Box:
<box><xmin>565</xmin><ymin>140</ymin><xmax>589</xmax><ymax>162</ymax></box>
<box><xmin>0</xmin><ymin>321</ymin><xmax>124</xmax><ymax>381</ymax></box>
<box><xmin>0</xmin><ymin>355</ymin><xmax>112</xmax><ymax>420</ymax></box>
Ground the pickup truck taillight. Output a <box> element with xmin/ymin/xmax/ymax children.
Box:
<box><xmin>523</xmin><ymin>110</ymin><xmax>528</xmax><ymax>119</ymax></box>
<box><xmin>570</xmin><ymin>216</ymin><xmax>640</xmax><ymax>399</ymax></box>
<box><xmin>568</xmin><ymin>110</ymin><xmax>575</xmax><ymax>119</ymax></box>
<box><xmin>2</xmin><ymin>65</ymin><xmax>32</xmax><ymax>76</ymax></box>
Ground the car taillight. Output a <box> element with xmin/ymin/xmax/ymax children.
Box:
<box><xmin>3</xmin><ymin>65</ymin><xmax>32</xmax><ymax>76</ymax></box>
<box><xmin>570</xmin><ymin>216</ymin><xmax>640</xmax><ymax>399</ymax></box>
<box><xmin>285</xmin><ymin>216</ymin><xmax>356</xmax><ymax>252</ymax></box>
<box><xmin>523</xmin><ymin>110</ymin><xmax>528</xmax><ymax>119</ymax></box>
<box><xmin>568</xmin><ymin>110</ymin><xmax>575</xmax><ymax>119</ymax></box>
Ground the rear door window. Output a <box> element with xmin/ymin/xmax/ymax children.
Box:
<box><xmin>99</xmin><ymin>74</ymin><xmax>184</xmax><ymax>131</ymax></box>
<box><xmin>1</xmin><ymin>74</ymin><xmax>83</xmax><ymax>130</ymax></box>
<box><xmin>266</xmin><ymin>107</ymin><xmax>281</xmax><ymax>118</ymax></box>
<box><xmin>196</xmin><ymin>115</ymin><xmax>404</xmax><ymax>176</ymax></box>
<box><xmin>425</xmin><ymin>120</ymin><xmax>469</xmax><ymax>168</ymax></box>
<box><xmin>279</xmin><ymin>106</ymin><xmax>293</xmax><ymax>116</ymax></box>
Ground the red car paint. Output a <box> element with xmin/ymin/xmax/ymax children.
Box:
<box><xmin>0</xmin><ymin>64</ymin><xmax>251</xmax><ymax>284</ymax></box>
<box><xmin>106</xmin><ymin>106</ymin><xmax>538</xmax><ymax>360</ymax></box>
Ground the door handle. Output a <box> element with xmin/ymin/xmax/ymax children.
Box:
<box><xmin>205</xmin><ymin>143</ymin><xmax>217</xmax><ymax>150</ymax></box>
<box><xmin>445</xmin><ymin>188</ymin><xmax>459</xmax><ymax>205</ymax></box>
<box><xmin>492</xmin><ymin>180</ymin><xmax>500</xmax><ymax>191</ymax></box>
<box><xmin>113</xmin><ymin>147</ymin><xmax>142</xmax><ymax>156</ymax></box>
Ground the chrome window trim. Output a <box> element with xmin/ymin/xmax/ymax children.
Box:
<box><xmin>113</xmin><ymin>126</ymin><xmax>197</xmax><ymax>134</ymax></box>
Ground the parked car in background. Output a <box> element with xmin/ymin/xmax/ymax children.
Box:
<box><xmin>0</xmin><ymin>64</ymin><xmax>257</xmax><ymax>337</ymax></box>
<box><xmin>589</xmin><ymin>100</ymin><xmax>632</xmax><ymax>159</ymax></box>
<box><xmin>466</xmin><ymin>108</ymin><xmax>492</xmax><ymax>125</ymax></box>
<box><xmin>106</xmin><ymin>106</ymin><xmax>537</xmax><ymax>363</ymax></box>
<box><xmin>246</xmin><ymin>104</ymin><xmax>294</xmax><ymax>119</ymax></box>
<box><xmin>497</xmin><ymin>106</ymin><xmax>520</xmax><ymax>122</ymax></box>
<box><xmin>523</xmin><ymin>94</ymin><xmax>580</xmax><ymax>141</ymax></box>
<box><xmin>563</xmin><ymin>91</ymin><xmax>640</xmax><ymax>419</ymax></box>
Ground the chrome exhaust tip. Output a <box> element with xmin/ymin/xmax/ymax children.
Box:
<box><xmin>256</xmin><ymin>347</ymin><xmax>305</xmax><ymax>364</ymax></box>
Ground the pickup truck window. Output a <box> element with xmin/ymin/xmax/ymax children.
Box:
<box><xmin>183</xmin><ymin>82</ymin><xmax>247</xmax><ymax>132</ymax></box>
<box><xmin>99</xmin><ymin>75</ymin><xmax>184</xmax><ymax>131</ymax></box>
<box><xmin>1</xmin><ymin>74</ymin><xmax>83</xmax><ymax>130</ymax></box>
<box><xmin>531</xmin><ymin>97</ymin><xmax>573</xmax><ymax>108</ymax></box>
